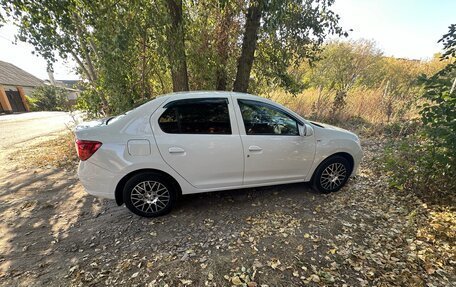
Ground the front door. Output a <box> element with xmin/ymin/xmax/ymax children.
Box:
<box><xmin>152</xmin><ymin>96</ymin><xmax>244</xmax><ymax>190</ymax></box>
<box><xmin>235</xmin><ymin>99</ymin><xmax>316</xmax><ymax>185</ymax></box>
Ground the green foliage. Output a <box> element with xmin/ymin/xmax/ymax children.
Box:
<box><xmin>419</xmin><ymin>70</ymin><xmax>456</xmax><ymax>153</ymax></box>
<box><xmin>85</xmin><ymin>0</ymin><xmax>172</xmax><ymax>116</ymax></box>
<box><xmin>74</xmin><ymin>83</ymin><xmax>103</xmax><ymax>116</ymax></box>
<box><xmin>2</xmin><ymin>0</ymin><xmax>343</xmax><ymax>116</ymax></box>
<box><xmin>296</xmin><ymin>40</ymin><xmax>383</xmax><ymax>118</ymax></box>
<box><xmin>420</xmin><ymin>26</ymin><xmax>456</xmax><ymax>155</ymax></box>
<box><xmin>383</xmin><ymin>134</ymin><xmax>456</xmax><ymax>194</ymax></box>
<box><xmin>1</xmin><ymin>0</ymin><xmax>172</xmax><ymax>117</ymax></box>
<box><xmin>383</xmin><ymin>25</ymin><xmax>456</xmax><ymax>195</ymax></box>
<box><xmin>251</xmin><ymin>0</ymin><xmax>346</xmax><ymax>94</ymax></box>
<box><xmin>307</xmin><ymin>40</ymin><xmax>382</xmax><ymax>91</ymax></box>
<box><xmin>29</xmin><ymin>86</ymin><xmax>69</xmax><ymax>111</ymax></box>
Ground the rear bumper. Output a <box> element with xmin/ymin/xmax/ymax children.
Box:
<box><xmin>78</xmin><ymin>160</ymin><xmax>116</xmax><ymax>199</ymax></box>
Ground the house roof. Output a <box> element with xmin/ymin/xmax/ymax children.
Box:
<box><xmin>0</xmin><ymin>60</ymin><xmax>44</xmax><ymax>87</ymax></box>
<box><xmin>58</xmin><ymin>80</ymin><xmax>81</xmax><ymax>88</ymax></box>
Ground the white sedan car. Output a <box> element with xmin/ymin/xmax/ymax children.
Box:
<box><xmin>75</xmin><ymin>91</ymin><xmax>362</xmax><ymax>217</ymax></box>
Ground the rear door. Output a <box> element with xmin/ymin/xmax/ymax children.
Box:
<box><xmin>151</xmin><ymin>95</ymin><xmax>244</xmax><ymax>190</ymax></box>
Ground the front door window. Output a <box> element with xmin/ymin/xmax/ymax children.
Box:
<box><xmin>238</xmin><ymin>99</ymin><xmax>299</xmax><ymax>136</ymax></box>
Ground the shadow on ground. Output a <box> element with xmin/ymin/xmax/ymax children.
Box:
<box><xmin>0</xmin><ymin>166</ymin><xmax>326</xmax><ymax>286</ymax></box>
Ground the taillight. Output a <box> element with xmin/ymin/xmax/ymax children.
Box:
<box><xmin>75</xmin><ymin>140</ymin><xmax>102</xmax><ymax>161</ymax></box>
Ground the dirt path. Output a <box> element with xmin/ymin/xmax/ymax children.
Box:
<box><xmin>0</xmin><ymin>112</ymin><xmax>73</xmax><ymax>149</ymax></box>
<box><xmin>0</xmin><ymin>136</ymin><xmax>454</xmax><ymax>287</ymax></box>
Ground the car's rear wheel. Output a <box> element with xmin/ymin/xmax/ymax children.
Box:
<box><xmin>312</xmin><ymin>155</ymin><xmax>352</xmax><ymax>193</ymax></box>
<box><xmin>123</xmin><ymin>172</ymin><xmax>176</xmax><ymax>217</ymax></box>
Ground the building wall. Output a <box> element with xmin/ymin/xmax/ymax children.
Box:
<box><xmin>3</xmin><ymin>85</ymin><xmax>36</xmax><ymax>96</ymax></box>
<box><xmin>0</xmin><ymin>85</ymin><xmax>31</xmax><ymax>113</ymax></box>
<box><xmin>0</xmin><ymin>85</ymin><xmax>13</xmax><ymax>112</ymax></box>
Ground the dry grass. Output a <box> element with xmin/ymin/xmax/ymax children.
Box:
<box><xmin>265</xmin><ymin>87</ymin><xmax>420</xmax><ymax>125</ymax></box>
<box><xmin>14</xmin><ymin>131</ymin><xmax>78</xmax><ymax>170</ymax></box>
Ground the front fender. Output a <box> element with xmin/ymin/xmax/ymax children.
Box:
<box><xmin>305</xmin><ymin>137</ymin><xmax>362</xmax><ymax>181</ymax></box>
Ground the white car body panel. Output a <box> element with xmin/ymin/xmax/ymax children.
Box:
<box><xmin>231</xmin><ymin>95</ymin><xmax>316</xmax><ymax>185</ymax></box>
<box><xmin>150</xmin><ymin>93</ymin><xmax>244</xmax><ymax>189</ymax></box>
<box><xmin>75</xmin><ymin>91</ymin><xmax>362</xmax><ymax>201</ymax></box>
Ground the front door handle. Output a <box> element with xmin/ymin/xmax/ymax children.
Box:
<box><xmin>248</xmin><ymin>145</ymin><xmax>263</xmax><ymax>152</ymax></box>
<box><xmin>168</xmin><ymin>147</ymin><xmax>185</xmax><ymax>154</ymax></box>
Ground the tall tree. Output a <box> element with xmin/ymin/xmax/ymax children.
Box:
<box><xmin>0</xmin><ymin>0</ymin><xmax>109</xmax><ymax>108</ymax></box>
<box><xmin>215</xmin><ymin>2</ymin><xmax>238</xmax><ymax>90</ymax></box>
<box><xmin>165</xmin><ymin>0</ymin><xmax>189</xmax><ymax>92</ymax></box>
<box><xmin>2</xmin><ymin>0</ymin><xmax>345</xmax><ymax>115</ymax></box>
<box><xmin>233</xmin><ymin>0</ymin><xmax>345</xmax><ymax>93</ymax></box>
<box><xmin>233</xmin><ymin>0</ymin><xmax>264</xmax><ymax>92</ymax></box>
<box><xmin>1</xmin><ymin>0</ymin><xmax>173</xmax><ymax>115</ymax></box>
<box><xmin>1</xmin><ymin>1</ymin><xmax>96</xmax><ymax>82</ymax></box>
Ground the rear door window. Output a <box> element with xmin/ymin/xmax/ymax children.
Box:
<box><xmin>158</xmin><ymin>98</ymin><xmax>232</xmax><ymax>134</ymax></box>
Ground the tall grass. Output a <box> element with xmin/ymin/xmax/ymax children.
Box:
<box><xmin>265</xmin><ymin>87</ymin><xmax>421</xmax><ymax>125</ymax></box>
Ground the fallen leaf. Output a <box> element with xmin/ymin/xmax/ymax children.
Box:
<box><xmin>231</xmin><ymin>276</ymin><xmax>243</xmax><ymax>285</ymax></box>
<box><xmin>180</xmin><ymin>279</ymin><xmax>193</xmax><ymax>285</ymax></box>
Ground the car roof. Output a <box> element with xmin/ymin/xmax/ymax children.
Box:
<box><xmin>159</xmin><ymin>90</ymin><xmax>261</xmax><ymax>99</ymax></box>
<box><xmin>133</xmin><ymin>91</ymin><xmax>262</xmax><ymax>111</ymax></box>
<box><xmin>137</xmin><ymin>90</ymin><xmax>281</xmax><ymax>113</ymax></box>
<box><xmin>130</xmin><ymin>91</ymin><xmax>257</xmax><ymax>116</ymax></box>
<box><xmin>123</xmin><ymin>90</ymin><xmax>307</xmax><ymax>126</ymax></box>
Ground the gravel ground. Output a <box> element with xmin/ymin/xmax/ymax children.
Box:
<box><xmin>0</xmin><ymin>133</ymin><xmax>454</xmax><ymax>287</ymax></box>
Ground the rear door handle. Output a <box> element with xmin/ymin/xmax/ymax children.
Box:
<box><xmin>248</xmin><ymin>145</ymin><xmax>263</xmax><ymax>152</ymax></box>
<box><xmin>168</xmin><ymin>147</ymin><xmax>185</xmax><ymax>154</ymax></box>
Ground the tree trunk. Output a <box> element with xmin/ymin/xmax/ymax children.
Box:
<box><xmin>141</xmin><ymin>30</ymin><xmax>149</xmax><ymax>99</ymax></box>
<box><xmin>166</xmin><ymin>0</ymin><xmax>189</xmax><ymax>92</ymax></box>
<box><xmin>216</xmin><ymin>65</ymin><xmax>228</xmax><ymax>91</ymax></box>
<box><xmin>331</xmin><ymin>90</ymin><xmax>347</xmax><ymax>121</ymax></box>
<box><xmin>215</xmin><ymin>7</ymin><xmax>235</xmax><ymax>90</ymax></box>
<box><xmin>233</xmin><ymin>0</ymin><xmax>263</xmax><ymax>93</ymax></box>
<box><xmin>73</xmin><ymin>13</ymin><xmax>98</xmax><ymax>81</ymax></box>
<box><xmin>69</xmin><ymin>50</ymin><xmax>92</xmax><ymax>82</ymax></box>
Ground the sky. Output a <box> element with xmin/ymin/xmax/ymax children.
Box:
<box><xmin>0</xmin><ymin>0</ymin><xmax>455</xmax><ymax>81</ymax></box>
<box><xmin>332</xmin><ymin>0</ymin><xmax>455</xmax><ymax>59</ymax></box>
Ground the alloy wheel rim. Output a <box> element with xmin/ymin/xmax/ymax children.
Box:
<box><xmin>131</xmin><ymin>181</ymin><xmax>170</xmax><ymax>213</ymax></box>
<box><xmin>320</xmin><ymin>163</ymin><xmax>347</xmax><ymax>190</ymax></box>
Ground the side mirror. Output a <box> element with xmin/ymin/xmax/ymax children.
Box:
<box><xmin>300</xmin><ymin>123</ymin><xmax>313</xmax><ymax>136</ymax></box>
<box><xmin>299</xmin><ymin>124</ymin><xmax>305</xmax><ymax>136</ymax></box>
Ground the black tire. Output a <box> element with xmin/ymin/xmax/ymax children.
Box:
<box><xmin>123</xmin><ymin>172</ymin><xmax>176</xmax><ymax>217</ymax></box>
<box><xmin>312</xmin><ymin>155</ymin><xmax>352</xmax><ymax>193</ymax></box>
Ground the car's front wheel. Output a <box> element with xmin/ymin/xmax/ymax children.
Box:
<box><xmin>312</xmin><ymin>155</ymin><xmax>352</xmax><ymax>193</ymax></box>
<box><xmin>123</xmin><ymin>172</ymin><xmax>176</xmax><ymax>217</ymax></box>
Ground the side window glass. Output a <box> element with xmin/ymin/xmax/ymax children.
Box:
<box><xmin>158</xmin><ymin>106</ymin><xmax>180</xmax><ymax>133</ymax></box>
<box><xmin>158</xmin><ymin>98</ymin><xmax>232</xmax><ymax>134</ymax></box>
<box><xmin>238</xmin><ymin>100</ymin><xmax>298</xmax><ymax>136</ymax></box>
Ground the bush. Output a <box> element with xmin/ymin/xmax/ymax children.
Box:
<box><xmin>29</xmin><ymin>85</ymin><xmax>69</xmax><ymax>111</ymax></box>
<box><xmin>75</xmin><ymin>85</ymin><xmax>104</xmax><ymax>117</ymax></box>
<box><xmin>383</xmin><ymin>134</ymin><xmax>456</xmax><ymax>195</ymax></box>
<box><xmin>383</xmin><ymin>25</ymin><xmax>456</xmax><ymax>198</ymax></box>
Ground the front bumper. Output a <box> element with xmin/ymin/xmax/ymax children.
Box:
<box><xmin>351</xmin><ymin>147</ymin><xmax>363</xmax><ymax>176</ymax></box>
